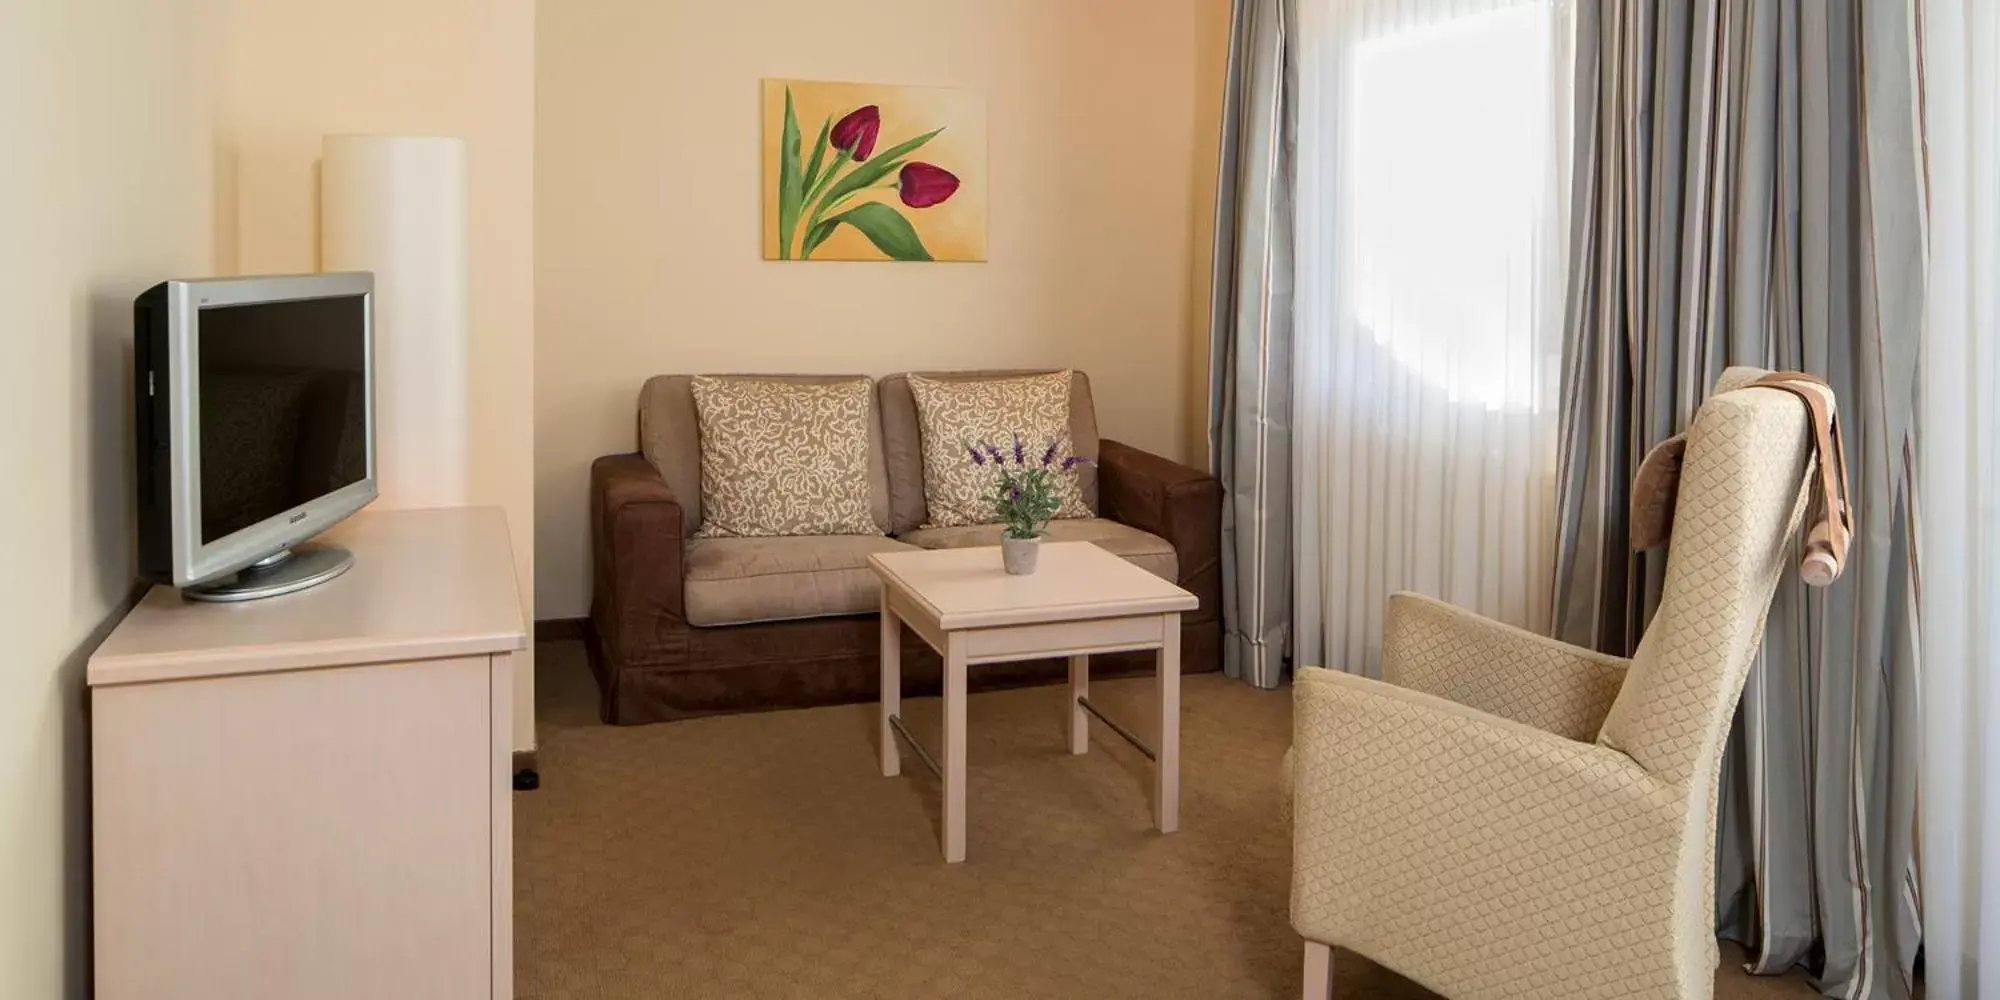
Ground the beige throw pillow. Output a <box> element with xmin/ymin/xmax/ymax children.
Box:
<box><xmin>906</xmin><ymin>371</ymin><xmax>1093</xmax><ymax>529</ymax></box>
<box><xmin>690</xmin><ymin>376</ymin><xmax>879</xmax><ymax>537</ymax></box>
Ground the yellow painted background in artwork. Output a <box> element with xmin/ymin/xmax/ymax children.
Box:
<box><xmin>762</xmin><ymin>79</ymin><xmax>988</xmax><ymax>262</ymax></box>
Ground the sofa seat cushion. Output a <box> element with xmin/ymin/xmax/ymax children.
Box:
<box><xmin>897</xmin><ymin>518</ymin><xmax>1177</xmax><ymax>581</ymax></box>
<box><xmin>683</xmin><ymin>535</ymin><xmax>917</xmax><ymax>627</ymax></box>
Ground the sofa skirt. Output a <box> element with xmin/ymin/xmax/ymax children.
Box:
<box><xmin>585</xmin><ymin>612</ymin><xmax>1221</xmax><ymax>726</ymax></box>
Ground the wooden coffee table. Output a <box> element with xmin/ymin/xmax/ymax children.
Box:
<box><xmin>869</xmin><ymin>541</ymin><xmax>1199</xmax><ymax>863</ymax></box>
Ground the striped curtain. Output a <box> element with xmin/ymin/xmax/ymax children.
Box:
<box><xmin>1551</xmin><ymin>2</ymin><xmax>1924</xmax><ymax>996</ymax></box>
<box><xmin>1207</xmin><ymin>0</ymin><xmax>1295</xmax><ymax>690</ymax></box>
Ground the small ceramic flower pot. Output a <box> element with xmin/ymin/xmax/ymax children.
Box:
<box><xmin>1001</xmin><ymin>535</ymin><xmax>1041</xmax><ymax>575</ymax></box>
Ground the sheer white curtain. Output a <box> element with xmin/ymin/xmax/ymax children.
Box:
<box><xmin>1292</xmin><ymin>0</ymin><xmax>1571</xmax><ymax>674</ymax></box>
<box><xmin>1919</xmin><ymin>1</ymin><xmax>2000</xmax><ymax>995</ymax></box>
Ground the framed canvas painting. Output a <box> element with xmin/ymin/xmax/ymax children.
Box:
<box><xmin>762</xmin><ymin>79</ymin><xmax>987</xmax><ymax>262</ymax></box>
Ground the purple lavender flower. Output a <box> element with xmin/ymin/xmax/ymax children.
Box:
<box><xmin>1009</xmin><ymin>485</ymin><xmax>1023</xmax><ymax>502</ymax></box>
<box><xmin>1040</xmin><ymin>440</ymin><xmax>1060</xmax><ymax>466</ymax></box>
<box><xmin>1061</xmin><ymin>455</ymin><xmax>1084</xmax><ymax>471</ymax></box>
<box><xmin>968</xmin><ymin>442</ymin><xmax>986</xmax><ymax>466</ymax></box>
<box><xmin>1012</xmin><ymin>433</ymin><xmax>1026</xmax><ymax>465</ymax></box>
<box><xmin>983</xmin><ymin>442</ymin><xmax>1005</xmax><ymax>464</ymax></box>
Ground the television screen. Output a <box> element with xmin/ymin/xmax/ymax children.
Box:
<box><xmin>196</xmin><ymin>296</ymin><xmax>368</xmax><ymax>543</ymax></box>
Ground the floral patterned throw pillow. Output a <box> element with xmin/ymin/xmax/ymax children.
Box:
<box><xmin>690</xmin><ymin>376</ymin><xmax>879</xmax><ymax>537</ymax></box>
<box><xmin>906</xmin><ymin>371</ymin><xmax>1093</xmax><ymax>528</ymax></box>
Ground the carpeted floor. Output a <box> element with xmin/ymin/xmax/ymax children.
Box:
<box><xmin>517</xmin><ymin>639</ymin><xmax>1824</xmax><ymax>999</ymax></box>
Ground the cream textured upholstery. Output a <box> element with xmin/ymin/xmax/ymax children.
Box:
<box><xmin>1380</xmin><ymin>592</ymin><xmax>1629</xmax><ymax>743</ymax></box>
<box><xmin>1291</xmin><ymin>369</ymin><xmax>1816</xmax><ymax>1000</ymax></box>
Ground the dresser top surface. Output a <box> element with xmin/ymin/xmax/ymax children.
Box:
<box><xmin>90</xmin><ymin>506</ymin><xmax>526</xmax><ymax>686</ymax></box>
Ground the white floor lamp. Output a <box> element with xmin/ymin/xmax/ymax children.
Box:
<box><xmin>319</xmin><ymin>134</ymin><xmax>470</xmax><ymax>509</ymax></box>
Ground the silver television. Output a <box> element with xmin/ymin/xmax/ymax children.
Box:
<box><xmin>134</xmin><ymin>272</ymin><xmax>376</xmax><ymax>601</ymax></box>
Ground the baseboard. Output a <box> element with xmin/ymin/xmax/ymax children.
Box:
<box><xmin>534</xmin><ymin>617</ymin><xmax>587</xmax><ymax>642</ymax></box>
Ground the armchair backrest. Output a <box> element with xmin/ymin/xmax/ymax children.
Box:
<box><xmin>1596</xmin><ymin>367</ymin><xmax>1816</xmax><ymax>785</ymax></box>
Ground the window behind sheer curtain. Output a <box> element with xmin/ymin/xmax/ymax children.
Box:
<box><xmin>1293</xmin><ymin>0</ymin><xmax>1573</xmax><ymax>674</ymax></box>
<box><xmin>1920</xmin><ymin>0</ymin><xmax>2000</xmax><ymax>991</ymax></box>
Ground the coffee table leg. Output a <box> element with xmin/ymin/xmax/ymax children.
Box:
<box><xmin>1067</xmin><ymin>654</ymin><xmax>1089</xmax><ymax>755</ymax></box>
<box><xmin>879</xmin><ymin>587</ymin><xmax>900</xmax><ymax>778</ymax></box>
<box><xmin>943</xmin><ymin>632</ymin><xmax>968</xmax><ymax>863</ymax></box>
<box><xmin>1155</xmin><ymin>613</ymin><xmax>1181</xmax><ymax>833</ymax></box>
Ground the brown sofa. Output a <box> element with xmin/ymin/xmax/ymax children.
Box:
<box><xmin>587</xmin><ymin>370</ymin><xmax>1222</xmax><ymax>724</ymax></box>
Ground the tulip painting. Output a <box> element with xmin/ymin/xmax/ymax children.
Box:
<box><xmin>763</xmin><ymin>79</ymin><xmax>987</xmax><ymax>262</ymax></box>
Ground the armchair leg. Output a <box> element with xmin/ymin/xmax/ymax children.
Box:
<box><xmin>1302</xmin><ymin>940</ymin><xmax>1335</xmax><ymax>1000</ymax></box>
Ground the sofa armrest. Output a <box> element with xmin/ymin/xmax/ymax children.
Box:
<box><xmin>1381</xmin><ymin>592</ymin><xmax>1629</xmax><ymax>741</ymax></box>
<box><xmin>1098</xmin><ymin>439</ymin><xmax>1222</xmax><ymax>620</ymax></box>
<box><xmin>591</xmin><ymin>454</ymin><xmax>688</xmax><ymax>653</ymax></box>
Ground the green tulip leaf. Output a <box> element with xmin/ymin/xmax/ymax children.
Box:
<box><xmin>816</xmin><ymin>128</ymin><xmax>942</xmax><ymax>210</ymax></box>
<box><xmin>776</xmin><ymin>88</ymin><xmax>804</xmax><ymax>259</ymax></box>
<box><xmin>801</xmin><ymin>219</ymin><xmax>839</xmax><ymax>259</ymax></box>
<box><xmin>800</xmin><ymin>116</ymin><xmax>832</xmax><ymax>195</ymax></box>
<box><xmin>823</xmin><ymin>202</ymin><xmax>933</xmax><ymax>261</ymax></box>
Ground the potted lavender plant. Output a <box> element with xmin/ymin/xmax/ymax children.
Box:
<box><xmin>969</xmin><ymin>435</ymin><xmax>1086</xmax><ymax>575</ymax></box>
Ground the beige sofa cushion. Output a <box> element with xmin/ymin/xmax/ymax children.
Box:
<box><xmin>897</xmin><ymin>518</ymin><xmax>1176</xmax><ymax>582</ymax></box>
<box><xmin>682</xmin><ymin>535</ymin><xmax>917</xmax><ymax>627</ymax></box>
<box><xmin>640</xmin><ymin>375</ymin><xmax>891</xmax><ymax>535</ymax></box>
<box><xmin>878</xmin><ymin>370</ymin><xmax>1100</xmax><ymax>535</ymax></box>
<box><xmin>902</xmin><ymin>371</ymin><xmax>1094</xmax><ymax>529</ymax></box>
<box><xmin>689</xmin><ymin>376</ymin><xmax>877</xmax><ymax>538</ymax></box>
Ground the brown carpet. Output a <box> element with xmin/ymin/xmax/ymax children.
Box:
<box><xmin>518</xmin><ymin>639</ymin><xmax>1823</xmax><ymax>999</ymax></box>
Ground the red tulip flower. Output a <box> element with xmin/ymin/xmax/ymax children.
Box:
<box><xmin>830</xmin><ymin>106</ymin><xmax>881</xmax><ymax>161</ymax></box>
<box><xmin>898</xmin><ymin>162</ymin><xmax>960</xmax><ymax>208</ymax></box>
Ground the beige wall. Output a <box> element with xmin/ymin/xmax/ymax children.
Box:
<box><xmin>216</xmin><ymin>0</ymin><xmax>539</xmax><ymax>749</ymax></box>
<box><xmin>0</xmin><ymin>1</ymin><xmax>221</xmax><ymax>995</ymax></box>
<box><xmin>535</xmin><ymin>0</ymin><xmax>1229</xmax><ymax>619</ymax></box>
<box><xmin>1185</xmin><ymin>0</ymin><xmax>1232</xmax><ymax>471</ymax></box>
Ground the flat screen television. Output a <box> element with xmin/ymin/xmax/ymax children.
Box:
<box><xmin>134</xmin><ymin>272</ymin><xmax>376</xmax><ymax>601</ymax></box>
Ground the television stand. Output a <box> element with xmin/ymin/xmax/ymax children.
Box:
<box><xmin>89</xmin><ymin>507</ymin><xmax>523</xmax><ymax>1000</ymax></box>
<box><xmin>185</xmin><ymin>542</ymin><xmax>354</xmax><ymax>602</ymax></box>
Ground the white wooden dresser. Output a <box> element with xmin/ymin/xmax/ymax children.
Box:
<box><xmin>88</xmin><ymin>506</ymin><xmax>525</xmax><ymax>1000</ymax></box>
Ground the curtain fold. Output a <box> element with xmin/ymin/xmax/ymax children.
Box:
<box><xmin>1292</xmin><ymin>0</ymin><xmax>1570</xmax><ymax>676</ymax></box>
<box><xmin>1916</xmin><ymin>1</ymin><xmax>2000</xmax><ymax>995</ymax></box>
<box><xmin>1207</xmin><ymin>0</ymin><xmax>1297</xmax><ymax>690</ymax></box>
<box><xmin>1551</xmin><ymin>2</ymin><xmax>1924</xmax><ymax>995</ymax></box>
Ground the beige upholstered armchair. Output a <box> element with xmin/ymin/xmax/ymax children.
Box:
<box><xmin>1291</xmin><ymin>369</ymin><xmax>1820</xmax><ymax>1000</ymax></box>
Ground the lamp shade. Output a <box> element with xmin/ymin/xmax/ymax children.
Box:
<box><xmin>319</xmin><ymin>135</ymin><xmax>470</xmax><ymax>509</ymax></box>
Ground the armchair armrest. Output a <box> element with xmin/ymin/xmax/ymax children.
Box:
<box><xmin>1381</xmin><ymin>592</ymin><xmax>1629</xmax><ymax>741</ymax></box>
<box><xmin>1290</xmin><ymin>667</ymin><xmax>1683</xmax><ymax>962</ymax></box>
<box><xmin>591</xmin><ymin>454</ymin><xmax>688</xmax><ymax>658</ymax></box>
<box><xmin>1098</xmin><ymin>439</ymin><xmax>1221</xmax><ymax>619</ymax></box>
